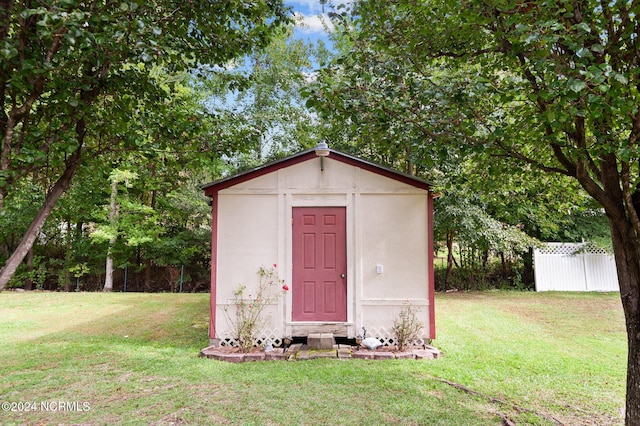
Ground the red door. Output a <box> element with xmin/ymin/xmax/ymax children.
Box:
<box><xmin>292</xmin><ymin>207</ymin><xmax>347</xmax><ymax>321</ymax></box>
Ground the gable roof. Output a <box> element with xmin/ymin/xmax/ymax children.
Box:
<box><xmin>201</xmin><ymin>148</ymin><xmax>432</xmax><ymax>196</ymax></box>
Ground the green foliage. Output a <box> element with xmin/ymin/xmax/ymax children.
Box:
<box><xmin>344</xmin><ymin>0</ymin><xmax>640</xmax><ymax>204</ymax></box>
<box><xmin>435</xmin><ymin>193</ymin><xmax>537</xmax><ymax>256</ymax></box>
<box><xmin>89</xmin><ymin>168</ymin><xmax>160</xmax><ymax>251</ymax></box>
<box><xmin>1</xmin><ymin>0</ymin><xmax>290</xmax><ymax>193</ymax></box>
<box><xmin>3</xmin><ymin>62</ymin><xmax>240</xmax><ymax>290</ymax></box>
<box><xmin>68</xmin><ymin>262</ymin><xmax>89</xmax><ymax>279</ymax></box>
<box><xmin>0</xmin><ymin>0</ymin><xmax>291</xmax><ymax>288</ymax></box>
<box><xmin>0</xmin><ymin>179</ymin><xmax>43</xmax><ymax>260</ymax></box>
<box><xmin>434</xmin><ymin>262</ymin><xmax>528</xmax><ymax>291</ymax></box>
<box><xmin>306</xmin><ymin>0</ymin><xmax>614</xmax><ymax>292</ymax></box>
<box><xmin>6</xmin><ymin>255</ymin><xmax>47</xmax><ymax>290</ymax></box>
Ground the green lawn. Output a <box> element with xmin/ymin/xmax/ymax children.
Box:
<box><xmin>0</xmin><ymin>291</ymin><xmax>626</xmax><ymax>425</ymax></box>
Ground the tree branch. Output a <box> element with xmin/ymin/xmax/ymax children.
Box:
<box><xmin>576</xmin><ymin>153</ymin><xmax>626</xmax><ymax>223</ymax></box>
<box><xmin>0</xmin><ymin>0</ymin><xmax>13</xmax><ymax>45</ymax></box>
<box><xmin>12</xmin><ymin>24</ymin><xmax>66</xmax><ymax>121</ymax></box>
<box><xmin>492</xmin><ymin>139</ymin><xmax>573</xmax><ymax>176</ymax></box>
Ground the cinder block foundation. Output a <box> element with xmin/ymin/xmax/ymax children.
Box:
<box><xmin>307</xmin><ymin>333</ymin><xmax>335</xmax><ymax>350</ymax></box>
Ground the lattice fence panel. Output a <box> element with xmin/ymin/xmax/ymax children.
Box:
<box><xmin>219</xmin><ymin>328</ymin><xmax>283</xmax><ymax>348</ymax></box>
<box><xmin>536</xmin><ymin>242</ymin><xmax>611</xmax><ymax>256</ymax></box>
<box><xmin>363</xmin><ymin>327</ymin><xmax>427</xmax><ymax>347</ymax></box>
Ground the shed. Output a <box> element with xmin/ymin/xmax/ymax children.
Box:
<box><xmin>202</xmin><ymin>146</ymin><xmax>436</xmax><ymax>347</ymax></box>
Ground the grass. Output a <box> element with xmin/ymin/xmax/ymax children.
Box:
<box><xmin>0</xmin><ymin>291</ymin><xmax>626</xmax><ymax>425</ymax></box>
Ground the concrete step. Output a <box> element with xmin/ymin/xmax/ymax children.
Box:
<box><xmin>307</xmin><ymin>333</ymin><xmax>334</xmax><ymax>350</ymax></box>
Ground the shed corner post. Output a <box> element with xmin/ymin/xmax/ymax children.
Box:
<box><xmin>428</xmin><ymin>191</ymin><xmax>436</xmax><ymax>340</ymax></box>
<box><xmin>208</xmin><ymin>193</ymin><xmax>219</xmax><ymax>344</ymax></box>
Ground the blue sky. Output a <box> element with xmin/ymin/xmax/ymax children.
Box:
<box><xmin>285</xmin><ymin>0</ymin><xmax>339</xmax><ymax>46</ymax></box>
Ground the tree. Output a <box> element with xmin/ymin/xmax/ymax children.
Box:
<box><xmin>0</xmin><ymin>0</ymin><xmax>290</xmax><ymax>290</ymax></box>
<box><xmin>204</xmin><ymin>25</ymin><xmax>328</xmax><ymax>170</ymax></box>
<box><xmin>328</xmin><ymin>0</ymin><xmax>640</xmax><ymax>422</ymax></box>
<box><xmin>434</xmin><ymin>190</ymin><xmax>537</xmax><ymax>289</ymax></box>
<box><xmin>305</xmin><ymin>4</ymin><xmax>585</xmax><ymax>290</ymax></box>
<box><xmin>95</xmin><ymin>169</ymin><xmax>142</xmax><ymax>292</ymax></box>
<box><xmin>22</xmin><ymin>67</ymin><xmax>243</xmax><ymax>292</ymax></box>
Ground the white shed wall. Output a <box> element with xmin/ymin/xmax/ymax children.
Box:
<box><xmin>360</xmin><ymin>194</ymin><xmax>429</xmax><ymax>300</ymax></box>
<box><xmin>216</xmin><ymin>194</ymin><xmax>279</xmax><ymax>300</ymax></box>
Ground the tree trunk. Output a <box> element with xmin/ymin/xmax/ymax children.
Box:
<box><xmin>68</xmin><ymin>221</ymin><xmax>83</xmax><ymax>292</ymax></box>
<box><xmin>445</xmin><ymin>230</ymin><xmax>455</xmax><ymax>290</ymax></box>
<box><xmin>625</xmin><ymin>314</ymin><xmax>640</xmax><ymax>424</ymax></box>
<box><xmin>0</xmin><ymin>188</ymin><xmax>7</xmax><ymax>260</ymax></box>
<box><xmin>64</xmin><ymin>266</ymin><xmax>71</xmax><ymax>292</ymax></box>
<box><xmin>522</xmin><ymin>248</ymin><xmax>534</xmax><ymax>286</ymax></box>
<box><xmin>144</xmin><ymin>258</ymin><xmax>152</xmax><ymax>290</ymax></box>
<box><xmin>24</xmin><ymin>246</ymin><xmax>34</xmax><ymax>290</ymax></box>
<box><xmin>64</xmin><ymin>221</ymin><xmax>72</xmax><ymax>292</ymax></box>
<box><xmin>609</xmin><ymin>219</ymin><xmax>640</xmax><ymax>424</ymax></box>
<box><xmin>0</xmin><ymin>146</ymin><xmax>83</xmax><ymax>291</ymax></box>
<box><xmin>103</xmin><ymin>255</ymin><xmax>114</xmax><ymax>292</ymax></box>
<box><xmin>500</xmin><ymin>252</ymin><xmax>506</xmax><ymax>279</ymax></box>
<box><xmin>103</xmin><ymin>178</ymin><xmax>118</xmax><ymax>292</ymax></box>
<box><xmin>405</xmin><ymin>144</ymin><xmax>413</xmax><ymax>175</ymax></box>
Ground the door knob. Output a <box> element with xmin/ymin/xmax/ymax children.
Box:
<box><xmin>340</xmin><ymin>273</ymin><xmax>346</xmax><ymax>278</ymax></box>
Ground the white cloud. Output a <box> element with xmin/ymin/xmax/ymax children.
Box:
<box><xmin>287</xmin><ymin>1</ymin><xmax>355</xmax><ymax>34</ymax></box>
<box><xmin>303</xmin><ymin>70</ymin><xmax>319</xmax><ymax>83</ymax></box>
<box><xmin>293</xmin><ymin>11</ymin><xmax>334</xmax><ymax>33</ymax></box>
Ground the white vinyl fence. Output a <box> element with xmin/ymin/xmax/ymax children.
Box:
<box><xmin>533</xmin><ymin>243</ymin><xmax>619</xmax><ymax>292</ymax></box>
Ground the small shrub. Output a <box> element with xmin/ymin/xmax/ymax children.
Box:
<box><xmin>224</xmin><ymin>265</ymin><xmax>287</xmax><ymax>353</ymax></box>
<box><xmin>392</xmin><ymin>303</ymin><xmax>423</xmax><ymax>351</ymax></box>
